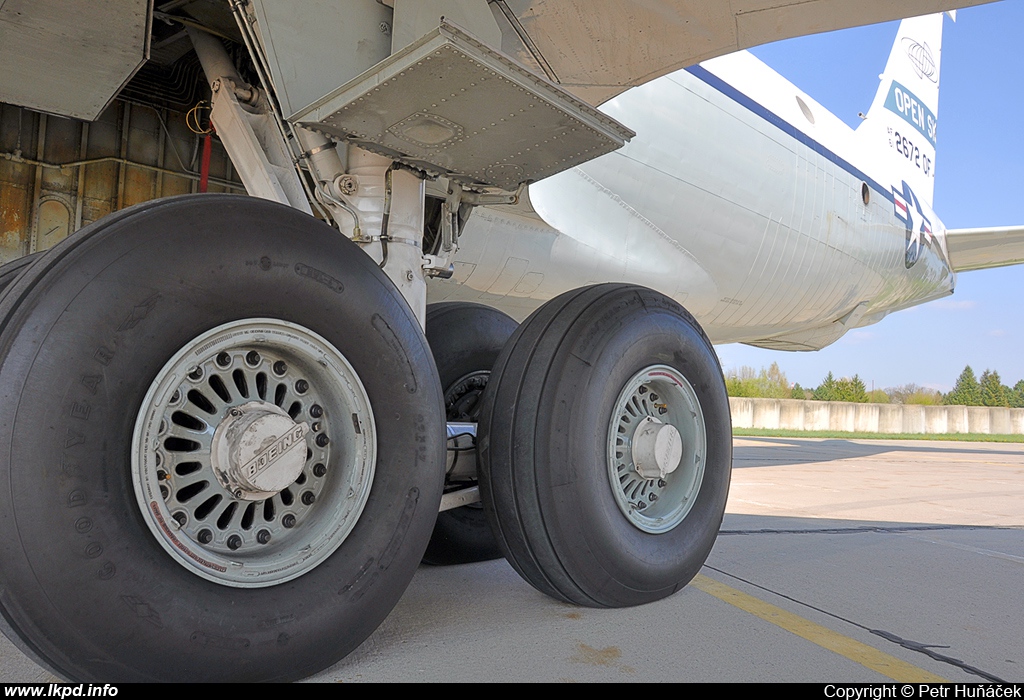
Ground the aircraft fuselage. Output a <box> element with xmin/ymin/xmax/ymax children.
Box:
<box><xmin>431</xmin><ymin>51</ymin><xmax>955</xmax><ymax>350</ymax></box>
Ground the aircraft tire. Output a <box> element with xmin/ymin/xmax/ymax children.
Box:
<box><xmin>423</xmin><ymin>302</ymin><xmax>518</xmax><ymax>565</ymax></box>
<box><xmin>478</xmin><ymin>284</ymin><xmax>732</xmax><ymax>607</ymax></box>
<box><xmin>0</xmin><ymin>251</ymin><xmax>43</xmax><ymax>297</ymax></box>
<box><xmin>0</xmin><ymin>194</ymin><xmax>446</xmax><ymax>681</ymax></box>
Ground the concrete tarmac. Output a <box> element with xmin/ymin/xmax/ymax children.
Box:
<box><xmin>2</xmin><ymin>437</ymin><xmax>1021</xmax><ymax>682</ymax></box>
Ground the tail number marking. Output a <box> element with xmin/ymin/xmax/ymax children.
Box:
<box><xmin>890</xmin><ymin>129</ymin><xmax>933</xmax><ymax>176</ymax></box>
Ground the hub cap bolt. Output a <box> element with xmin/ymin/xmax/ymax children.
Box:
<box><xmin>188</xmin><ymin>366</ymin><xmax>203</xmax><ymax>381</ymax></box>
<box><xmin>157</xmin><ymin>470</ymin><xmax>168</xmax><ymax>481</ymax></box>
<box><xmin>245</xmin><ymin>351</ymin><xmax>261</xmax><ymax>366</ymax></box>
<box><xmin>159</xmin><ymin>485</ymin><xmax>169</xmax><ymax>500</ymax></box>
<box><xmin>658</xmin><ymin>407</ymin><xmax>667</xmax><ymax>415</ymax></box>
<box><xmin>658</xmin><ymin>479</ymin><xmax>667</xmax><ymax>488</ymax></box>
<box><xmin>313</xmin><ymin>463</ymin><xmax>327</xmax><ymax>477</ymax></box>
<box><xmin>649</xmin><ymin>493</ymin><xmax>658</xmax><ymax>502</ymax></box>
<box><xmin>638</xmin><ymin>386</ymin><xmax>647</xmax><ymax>394</ymax></box>
<box><xmin>311</xmin><ymin>421</ymin><xmax>321</xmax><ymax>432</ymax></box>
<box><xmin>649</xmin><ymin>393</ymin><xmax>659</xmax><ymax>402</ymax></box>
<box><xmin>282</xmin><ymin>514</ymin><xmax>297</xmax><ymax>528</ymax></box>
<box><xmin>256</xmin><ymin>529</ymin><xmax>271</xmax><ymax>544</ymax></box>
<box><xmin>315</xmin><ymin>433</ymin><xmax>330</xmax><ymax>447</ymax></box>
<box><xmin>227</xmin><ymin>535</ymin><xmax>242</xmax><ymax>550</ymax></box>
<box><xmin>198</xmin><ymin>529</ymin><xmax>213</xmax><ymax>544</ymax></box>
<box><xmin>295</xmin><ymin>379</ymin><xmax>309</xmax><ymax>393</ymax></box>
<box><xmin>310</xmin><ymin>404</ymin><xmax>323</xmax><ymax>418</ymax></box>
<box><xmin>273</xmin><ymin>360</ymin><xmax>287</xmax><ymax>375</ymax></box>
<box><xmin>172</xmin><ymin>512</ymin><xmax>186</xmax><ymax>526</ymax></box>
<box><xmin>216</xmin><ymin>352</ymin><xmax>231</xmax><ymax>367</ymax></box>
<box><xmin>301</xmin><ymin>491</ymin><xmax>316</xmax><ymax>506</ymax></box>
<box><xmin>636</xmin><ymin>501</ymin><xmax>647</xmax><ymax>510</ymax></box>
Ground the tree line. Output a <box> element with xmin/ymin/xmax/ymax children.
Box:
<box><xmin>943</xmin><ymin>366</ymin><xmax>1024</xmax><ymax>407</ymax></box>
<box><xmin>725</xmin><ymin>363</ymin><xmax>1024</xmax><ymax>406</ymax></box>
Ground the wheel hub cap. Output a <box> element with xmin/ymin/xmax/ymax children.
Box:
<box><xmin>631</xmin><ymin>416</ymin><xmax>682</xmax><ymax>480</ymax></box>
<box><xmin>211</xmin><ymin>401</ymin><xmax>310</xmax><ymax>500</ymax></box>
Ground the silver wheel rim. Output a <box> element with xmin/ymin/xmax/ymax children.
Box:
<box><xmin>607</xmin><ymin>365</ymin><xmax>706</xmax><ymax>534</ymax></box>
<box><xmin>132</xmin><ymin>319</ymin><xmax>376</xmax><ymax>587</ymax></box>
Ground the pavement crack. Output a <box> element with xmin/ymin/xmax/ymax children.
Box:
<box><xmin>869</xmin><ymin>630</ymin><xmax>1006</xmax><ymax>683</ymax></box>
<box><xmin>703</xmin><ymin>565</ymin><xmax>1007</xmax><ymax>683</ymax></box>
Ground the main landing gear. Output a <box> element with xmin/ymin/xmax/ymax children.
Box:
<box><xmin>0</xmin><ymin>198</ymin><xmax>731</xmax><ymax>681</ymax></box>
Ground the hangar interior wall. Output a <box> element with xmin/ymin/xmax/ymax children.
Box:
<box><xmin>0</xmin><ymin>100</ymin><xmax>244</xmax><ymax>263</ymax></box>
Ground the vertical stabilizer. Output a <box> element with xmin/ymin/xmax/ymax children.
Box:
<box><xmin>856</xmin><ymin>13</ymin><xmax>946</xmax><ymax>206</ymax></box>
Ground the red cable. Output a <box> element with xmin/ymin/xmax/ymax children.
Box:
<box><xmin>199</xmin><ymin>128</ymin><xmax>213</xmax><ymax>193</ymax></box>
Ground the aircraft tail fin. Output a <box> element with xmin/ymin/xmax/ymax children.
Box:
<box><xmin>856</xmin><ymin>13</ymin><xmax>949</xmax><ymax>206</ymax></box>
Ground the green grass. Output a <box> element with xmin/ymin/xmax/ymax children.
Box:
<box><xmin>732</xmin><ymin>428</ymin><xmax>1024</xmax><ymax>443</ymax></box>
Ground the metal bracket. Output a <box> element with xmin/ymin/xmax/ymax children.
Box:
<box><xmin>439</xmin><ymin>486</ymin><xmax>481</xmax><ymax>512</ymax></box>
<box><xmin>421</xmin><ymin>180</ymin><xmax>522</xmax><ymax>277</ymax></box>
<box><xmin>461</xmin><ymin>189</ymin><xmax>520</xmax><ymax>206</ymax></box>
<box><xmin>423</xmin><ymin>181</ymin><xmax>464</xmax><ymax>277</ymax></box>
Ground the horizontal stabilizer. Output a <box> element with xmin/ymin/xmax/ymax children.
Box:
<box><xmin>945</xmin><ymin>226</ymin><xmax>1024</xmax><ymax>272</ymax></box>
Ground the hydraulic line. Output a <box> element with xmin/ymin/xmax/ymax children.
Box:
<box><xmin>315</xmin><ymin>184</ymin><xmax>362</xmax><ymax>239</ymax></box>
<box><xmin>378</xmin><ymin>164</ymin><xmax>397</xmax><ymax>269</ymax></box>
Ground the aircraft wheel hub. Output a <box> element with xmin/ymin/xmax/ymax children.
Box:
<box><xmin>132</xmin><ymin>318</ymin><xmax>377</xmax><ymax>587</ymax></box>
<box><xmin>608</xmin><ymin>365</ymin><xmax>708</xmax><ymax>534</ymax></box>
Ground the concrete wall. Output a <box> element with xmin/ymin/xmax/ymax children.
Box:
<box><xmin>729</xmin><ymin>397</ymin><xmax>1024</xmax><ymax>434</ymax></box>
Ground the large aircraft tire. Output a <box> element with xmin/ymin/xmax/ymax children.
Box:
<box><xmin>478</xmin><ymin>284</ymin><xmax>732</xmax><ymax>607</ymax></box>
<box><xmin>0</xmin><ymin>195</ymin><xmax>445</xmax><ymax>682</ymax></box>
<box><xmin>423</xmin><ymin>302</ymin><xmax>517</xmax><ymax>565</ymax></box>
<box><xmin>0</xmin><ymin>251</ymin><xmax>43</xmax><ymax>297</ymax></box>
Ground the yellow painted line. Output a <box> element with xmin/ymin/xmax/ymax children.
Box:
<box><xmin>690</xmin><ymin>574</ymin><xmax>948</xmax><ymax>682</ymax></box>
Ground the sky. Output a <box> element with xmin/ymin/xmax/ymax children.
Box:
<box><xmin>712</xmin><ymin>1</ymin><xmax>1024</xmax><ymax>393</ymax></box>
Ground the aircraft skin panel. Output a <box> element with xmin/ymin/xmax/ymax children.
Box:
<box><xmin>428</xmin><ymin>48</ymin><xmax>956</xmax><ymax>347</ymax></box>
<box><xmin>0</xmin><ymin>0</ymin><xmax>151</xmax><ymax>121</ymax></box>
<box><xmin>610</xmin><ymin>62</ymin><xmax>919</xmax><ymax>338</ymax></box>
<box><xmin>493</xmin><ymin>0</ymin><xmax>993</xmax><ymax>105</ymax></box>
